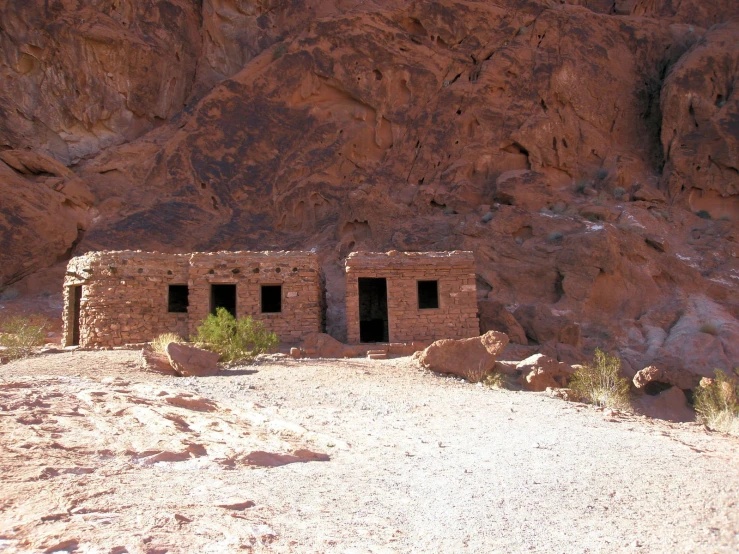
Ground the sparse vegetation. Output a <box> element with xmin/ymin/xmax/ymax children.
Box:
<box><xmin>696</xmin><ymin>210</ymin><xmax>712</xmax><ymax>220</ymax></box>
<box><xmin>195</xmin><ymin>308</ymin><xmax>278</xmax><ymax>363</ymax></box>
<box><xmin>547</xmin><ymin>231</ymin><xmax>564</xmax><ymax>243</ymax></box>
<box><xmin>569</xmin><ymin>349</ymin><xmax>630</xmax><ymax>409</ymax></box>
<box><xmin>694</xmin><ymin>370</ymin><xmax>739</xmax><ymax>436</ymax></box>
<box><xmin>151</xmin><ymin>332</ymin><xmax>186</xmax><ymax>354</ymax></box>
<box><xmin>596</xmin><ymin>168</ymin><xmax>609</xmax><ymax>180</ymax></box>
<box><xmin>699</xmin><ymin>323</ymin><xmax>719</xmax><ymax>336</ymax></box>
<box><xmin>463</xmin><ymin>360</ymin><xmax>489</xmax><ymax>383</ymax></box>
<box><xmin>482</xmin><ymin>371</ymin><xmax>513</xmax><ymax>389</ymax></box>
<box><xmin>612</xmin><ymin>186</ymin><xmax>626</xmax><ymax>198</ymax></box>
<box><xmin>0</xmin><ymin>288</ymin><xmax>19</xmax><ymax>301</ymax></box>
<box><xmin>574</xmin><ymin>180</ymin><xmax>589</xmax><ymax>194</ymax></box>
<box><xmin>0</xmin><ymin>315</ymin><xmax>46</xmax><ymax>361</ymax></box>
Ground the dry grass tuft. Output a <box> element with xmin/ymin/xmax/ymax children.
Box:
<box><xmin>569</xmin><ymin>349</ymin><xmax>631</xmax><ymax>410</ymax></box>
<box><xmin>694</xmin><ymin>370</ymin><xmax>739</xmax><ymax>436</ymax></box>
<box><xmin>151</xmin><ymin>333</ymin><xmax>185</xmax><ymax>354</ymax></box>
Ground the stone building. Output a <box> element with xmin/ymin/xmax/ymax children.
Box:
<box><xmin>63</xmin><ymin>250</ymin><xmax>322</xmax><ymax>347</ymax></box>
<box><xmin>344</xmin><ymin>251</ymin><xmax>479</xmax><ymax>344</ymax></box>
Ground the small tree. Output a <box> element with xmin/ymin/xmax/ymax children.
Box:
<box><xmin>569</xmin><ymin>349</ymin><xmax>630</xmax><ymax>409</ymax></box>
<box><xmin>195</xmin><ymin>308</ymin><xmax>278</xmax><ymax>363</ymax></box>
<box><xmin>0</xmin><ymin>315</ymin><xmax>47</xmax><ymax>361</ymax></box>
<box><xmin>694</xmin><ymin>370</ymin><xmax>739</xmax><ymax>436</ymax></box>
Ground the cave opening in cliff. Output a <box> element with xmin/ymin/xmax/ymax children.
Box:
<box><xmin>68</xmin><ymin>285</ymin><xmax>82</xmax><ymax>346</ymax></box>
<box><xmin>210</xmin><ymin>284</ymin><xmax>236</xmax><ymax>317</ymax></box>
<box><xmin>358</xmin><ymin>278</ymin><xmax>389</xmax><ymax>343</ymax></box>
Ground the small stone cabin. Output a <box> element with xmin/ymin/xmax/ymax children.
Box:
<box><xmin>63</xmin><ymin>250</ymin><xmax>322</xmax><ymax>347</ymax></box>
<box><xmin>344</xmin><ymin>251</ymin><xmax>479</xmax><ymax>344</ymax></box>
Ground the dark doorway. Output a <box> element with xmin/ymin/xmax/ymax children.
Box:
<box><xmin>211</xmin><ymin>284</ymin><xmax>236</xmax><ymax>317</ymax></box>
<box><xmin>358</xmin><ymin>277</ymin><xmax>389</xmax><ymax>343</ymax></box>
<box><xmin>261</xmin><ymin>285</ymin><xmax>282</xmax><ymax>313</ymax></box>
<box><xmin>70</xmin><ymin>285</ymin><xmax>82</xmax><ymax>346</ymax></box>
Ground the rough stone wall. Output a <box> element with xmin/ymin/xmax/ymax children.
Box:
<box><xmin>345</xmin><ymin>251</ymin><xmax>479</xmax><ymax>344</ymax></box>
<box><xmin>185</xmin><ymin>251</ymin><xmax>322</xmax><ymax>344</ymax></box>
<box><xmin>63</xmin><ymin>251</ymin><xmax>321</xmax><ymax>347</ymax></box>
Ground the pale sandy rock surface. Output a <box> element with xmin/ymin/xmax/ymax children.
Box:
<box><xmin>1</xmin><ymin>350</ymin><xmax>738</xmax><ymax>553</ymax></box>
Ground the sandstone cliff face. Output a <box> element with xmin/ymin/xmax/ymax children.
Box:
<box><xmin>1</xmin><ymin>1</ymin><xmax>738</xmax><ymax>375</ymax></box>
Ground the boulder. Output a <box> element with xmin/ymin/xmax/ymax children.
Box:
<box><xmin>417</xmin><ymin>331</ymin><xmax>509</xmax><ymax>380</ymax></box>
<box><xmin>633</xmin><ymin>365</ymin><xmax>698</xmax><ymax>391</ymax></box>
<box><xmin>140</xmin><ymin>348</ymin><xmax>176</xmax><ymax>375</ymax></box>
<box><xmin>165</xmin><ymin>343</ymin><xmax>220</xmax><ymax>377</ymax></box>
<box><xmin>516</xmin><ymin>354</ymin><xmax>575</xmax><ymax>392</ymax></box>
<box><xmin>300</xmin><ymin>333</ymin><xmax>366</xmax><ymax>358</ymax></box>
<box><xmin>632</xmin><ymin>387</ymin><xmax>695</xmax><ymax>423</ymax></box>
<box><xmin>478</xmin><ymin>300</ymin><xmax>527</xmax><ymax>345</ymax></box>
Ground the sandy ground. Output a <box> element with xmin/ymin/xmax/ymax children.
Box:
<box><xmin>1</xmin><ymin>350</ymin><xmax>738</xmax><ymax>553</ymax></box>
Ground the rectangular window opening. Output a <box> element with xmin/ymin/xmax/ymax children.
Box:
<box><xmin>261</xmin><ymin>285</ymin><xmax>282</xmax><ymax>313</ymax></box>
<box><xmin>168</xmin><ymin>284</ymin><xmax>189</xmax><ymax>313</ymax></box>
<box><xmin>418</xmin><ymin>280</ymin><xmax>439</xmax><ymax>310</ymax></box>
<box><xmin>211</xmin><ymin>284</ymin><xmax>237</xmax><ymax>317</ymax></box>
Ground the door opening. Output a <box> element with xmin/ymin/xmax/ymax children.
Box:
<box><xmin>358</xmin><ymin>277</ymin><xmax>389</xmax><ymax>343</ymax></box>
<box><xmin>210</xmin><ymin>284</ymin><xmax>236</xmax><ymax>317</ymax></box>
<box><xmin>70</xmin><ymin>285</ymin><xmax>82</xmax><ymax>346</ymax></box>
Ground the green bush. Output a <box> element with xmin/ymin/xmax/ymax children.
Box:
<box><xmin>195</xmin><ymin>308</ymin><xmax>278</xmax><ymax>363</ymax></box>
<box><xmin>569</xmin><ymin>349</ymin><xmax>630</xmax><ymax>409</ymax></box>
<box><xmin>694</xmin><ymin>370</ymin><xmax>739</xmax><ymax>436</ymax></box>
<box><xmin>696</xmin><ymin>210</ymin><xmax>712</xmax><ymax>220</ymax></box>
<box><xmin>151</xmin><ymin>332</ymin><xmax>185</xmax><ymax>354</ymax></box>
<box><xmin>0</xmin><ymin>315</ymin><xmax>46</xmax><ymax>361</ymax></box>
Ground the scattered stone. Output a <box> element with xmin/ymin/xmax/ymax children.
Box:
<box><xmin>217</xmin><ymin>500</ymin><xmax>256</xmax><ymax>511</ymax></box>
<box><xmin>516</xmin><ymin>354</ymin><xmax>575</xmax><ymax>392</ymax></box>
<box><xmin>290</xmin><ymin>347</ymin><xmax>301</xmax><ymax>359</ymax></box>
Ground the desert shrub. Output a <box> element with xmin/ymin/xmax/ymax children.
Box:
<box><xmin>0</xmin><ymin>315</ymin><xmax>46</xmax><ymax>361</ymax></box>
<box><xmin>699</xmin><ymin>323</ymin><xmax>719</xmax><ymax>336</ymax></box>
<box><xmin>596</xmin><ymin>168</ymin><xmax>609</xmax><ymax>180</ymax></box>
<box><xmin>569</xmin><ymin>349</ymin><xmax>630</xmax><ymax>409</ymax></box>
<box><xmin>574</xmin><ymin>180</ymin><xmax>589</xmax><ymax>194</ymax></box>
<box><xmin>694</xmin><ymin>370</ymin><xmax>739</xmax><ymax>436</ymax></box>
<box><xmin>696</xmin><ymin>210</ymin><xmax>712</xmax><ymax>220</ymax></box>
<box><xmin>151</xmin><ymin>332</ymin><xmax>185</xmax><ymax>354</ymax></box>
<box><xmin>547</xmin><ymin>231</ymin><xmax>564</xmax><ymax>243</ymax></box>
<box><xmin>463</xmin><ymin>360</ymin><xmax>489</xmax><ymax>383</ymax></box>
<box><xmin>195</xmin><ymin>308</ymin><xmax>278</xmax><ymax>363</ymax></box>
<box><xmin>612</xmin><ymin>186</ymin><xmax>626</xmax><ymax>198</ymax></box>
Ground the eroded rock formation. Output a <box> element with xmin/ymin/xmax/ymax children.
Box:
<box><xmin>1</xmin><ymin>0</ymin><xmax>738</xmax><ymax>378</ymax></box>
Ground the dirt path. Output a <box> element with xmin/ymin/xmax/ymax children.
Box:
<box><xmin>1</xmin><ymin>351</ymin><xmax>738</xmax><ymax>553</ymax></box>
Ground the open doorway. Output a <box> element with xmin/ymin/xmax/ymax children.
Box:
<box><xmin>358</xmin><ymin>277</ymin><xmax>388</xmax><ymax>343</ymax></box>
<box><xmin>210</xmin><ymin>284</ymin><xmax>236</xmax><ymax>317</ymax></box>
<box><xmin>69</xmin><ymin>285</ymin><xmax>82</xmax><ymax>346</ymax></box>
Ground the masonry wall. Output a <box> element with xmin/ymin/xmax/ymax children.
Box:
<box><xmin>63</xmin><ymin>250</ymin><xmax>321</xmax><ymax>348</ymax></box>
<box><xmin>345</xmin><ymin>251</ymin><xmax>479</xmax><ymax>344</ymax></box>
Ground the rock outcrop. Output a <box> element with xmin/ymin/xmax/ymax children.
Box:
<box><xmin>0</xmin><ymin>1</ymin><xmax>738</xmax><ymax>381</ymax></box>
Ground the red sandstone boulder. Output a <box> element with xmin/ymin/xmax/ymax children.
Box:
<box><xmin>516</xmin><ymin>354</ymin><xmax>575</xmax><ymax>392</ymax></box>
<box><xmin>140</xmin><ymin>348</ymin><xmax>176</xmax><ymax>375</ymax></box>
<box><xmin>166</xmin><ymin>343</ymin><xmax>220</xmax><ymax>377</ymax></box>
<box><xmin>479</xmin><ymin>300</ymin><xmax>527</xmax><ymax>345</ymax></box>
<box><xmin>417</xmin><ymin>331</ymin><xmax>509</xmax><ymax>380</ymax></box>
<box><xmin>633</xmin><ymin>365</ymin><xmax>698</xmax><ymax>391</ymax></box>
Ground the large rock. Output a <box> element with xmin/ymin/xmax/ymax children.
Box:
<box><xmin>417</xmin><ymin>331</ymin><xmax>509</xmax><ymax>380</ymax></box>
<box><xmin>140</xmin><ymin>348</ymin><xmax>176</xmax><ymax>375</ymax></box>
<box><xmin>479</xmin><ymin>300</ymin><xmax>527</xmax><ymax>345</ymax></box>
<box><xmin>166</xmin><ymin>343</ymin><xmax>220</xmax><ymax>377</ymax></box>
<box><xmin>516</xmin><ymin>354</ymin><xmax>575</xmax><ymax>392</ymax></box>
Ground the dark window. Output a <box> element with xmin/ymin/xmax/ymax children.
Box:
<box><xmin>168</xmin><ymin>285</ymin><xmax>189</xmax><ymax>313</ymax></box>
<box><xmin>261</xmin><ymin>285</ymin><xmax>282</xmax><ymax>313</ymax></box>
<box><xmin>418</xmin><ymin>280</ymin><xmax>439</xmax><ymax>309</ymax></box>
<box><xmin>211</xmin><ymin>284</ymin><xmax>236</xmax><ymax>317</ymax></box>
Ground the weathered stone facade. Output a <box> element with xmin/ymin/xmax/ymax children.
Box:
<box><xmin>63</xmin><ymin>250</ymin><xmax>322</xmax><ymax>347</ymax></box>
<box><xmin>345</xmin><ymin>251</ymin><xmax>479</xmax><ymax>344</ymax></box>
